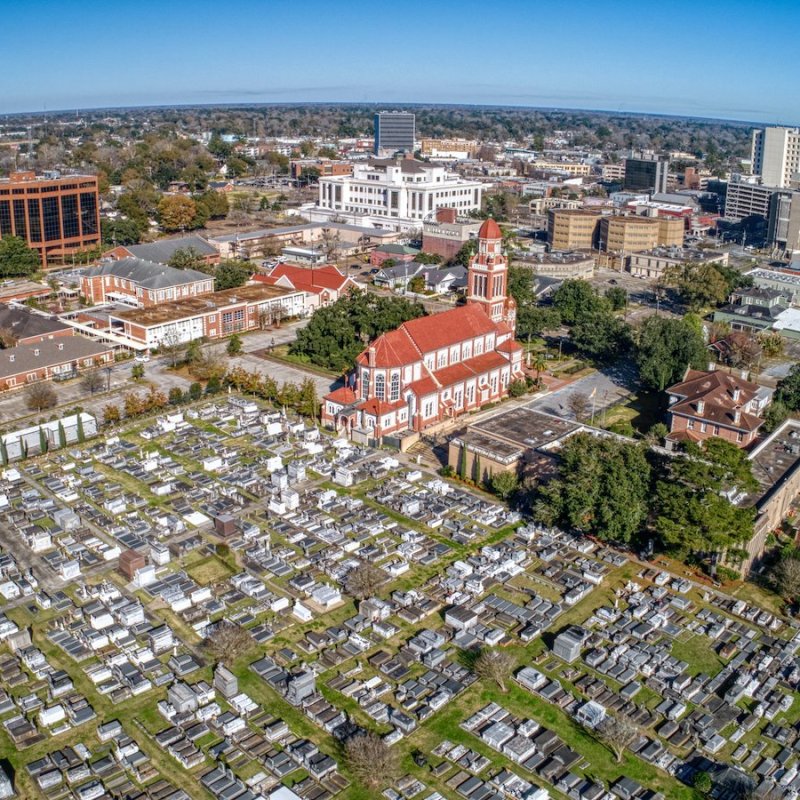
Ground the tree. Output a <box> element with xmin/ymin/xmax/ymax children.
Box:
<box><xmin>226</xmin><ymin>334</ymin><xmax>243</xmax><ymax>356</ymax></box>
<box><xmin>158</xmin><ymin>195</ymin><xmax>197</xmax><ymax>232</ymax></box>
<box><xmin>344</xmin><ymin>732</ymin><xmax>399</xmax><ymax>790</ymax></box>
<box><xmin>567</xmin><ymin>392</ymin><xmax>590</xmax><ymax>421</ymax></box>
<box><xmin>474</xmin><ymin>648</ymin><xmax>515</xmax><ymax>693</ymax></box>
<box><xmin>553</xmin><ymin>279</ymin><xmax>608</xmax><ymax>325</ymax></box>
<box><xmin>345</xmin><ymin>563</ymin><xmax>386</xmax><ymax>599</ymax></box>
<box><xmin>636</xmin><ymin>316</ymin><xmax>707</xmax><ymax>391</ymax></box>
<box><xmin>168</xmin><ymin>387</ymin><xmax>185</xmax><ymax>405</ymax></box>
<box><xmin>188</xmin><ymin>382</ymin><xmax>203</xmax><ymax>401</ymax></box>
<box><xmin>101</xmin><ymin>217</ymin><xmax>142</xmax><ymax>246</ymax></box>
<box><xmin>38</xmin><ymin>427</ymin><xmax>48</xmax><ymax>455</ymax></box>
<box><xmin>655</xmin><ymin>438</ymin><xmax>758</xmax><ymax>557</ymax></box>
<box><xmin>76</xmin><ymin>413</ymin><xmax>85</xmax><ymax>443</ymax></box>
<box><xmin>490</xmin><ymin>471</ymin><xmax>519</xmax><ymax>501</ymax></box>
<box><xmin>214</xmin><ymin>259</ymin><xmax>253</xmax><ymax>291</ymax></box>
<box><xmin>571</xmin><ymin>312</ymin><xmax>632</xmax><ymax>363</ymax></box>
<box><xmin>0</xmin><ymin>236</ymin><xmax>40</xmax><ymax>278</ymax></box>
<box><xmin>103</xmin><ymin>404</ymin><xmax>121</xmax><ymax>425</ymax></box>
<box><xmin>408</xmin><ymin>274</ymin><xmax>425</xmax><ymax>293</ymax></box>
<box><xmin>763</xmin><ymin>401</ymin><xmax>788</xmax><ymax>432</ymax></box>
<box><xmin>195</xmin><ymin>190</ymin><xmax>229</xmax><ymax>220</ymax></box>
<box><xmin>693</xmin><ymin>771</ymin><xmax>713</xmax><ymax>795</ymax></box>
<box><xmin>599</xmin><ymin>714</ymin><xmax>639</xmax><ymax>763</ymax></box>
<box><xmin>159</xmin><ymin>329</ymin><xmax>186</xmax><ymax>368</ymax></box>
<box><xmin>458</xmin><ymin>445</ymin><xmax>467</xmax><ymax>480</ymax></box>
<box><xmin>203</xmin><ymin>621</ymin><xmax>253</xmax><ymax>665</ymax></box>
<box><xmin>57</xmin><ymin>421</ymin><xmax>67</xmax><ymax>449</ymax></box>
<box><xmin>168</xmin><ymin>247</ymin><xmax>206</xmax><ymax>271</ymax></box>
<box><xmin>189</xmin><ymin>349</ymin><xmax>226</xmax><ymax>381</ymax></box>
<box><xmin>451</xmin><ymin>238</ymin><xmax>477</xmax><ymax>267</ymax></box>
<box><xmin>131</xmin><ymin>363</ymin><xmax>144</xmax><ymax>381</ymax></box>
<box><xmin>605</xmin><ymin>286</ymin><xmax>627</xmax><ymax>311</ymax></box>
<box><xmin>290</xmin><ymin>290</ymin><xmax>426</xmax><ymax>373</ymax></box>
<box><xmin>0</xmin><ymin>326</ymin><xmax>18</xmax><ymax>349</ymax></box>
<box><xmin>25</xmin><ymin>382</ymin><xmax>57</xmax><ymax>412</ymax></box>
<box><xmin>772</xmin><ymin>555</ymin><xmax>800</xmax><ymax>601</ymax></box>
<box><xmin>508</xmin><ymin>379</ymin><xmax>528</xmax><ymax>398</ymax></box>
<box><xmin>664</xmin><ymin>262</ymin><xmax>729</xmax><ymax>309</ymax></box>
<box><xmin>534</xmin><ymin>434</ymin><xmax>652</xmax><ymax>545</ymax></box>
<box><xmin>81</xmin><ymin>371</ymin><xmax>105</xmax><ymax>395</ymax></box>
<box><xmin>726</xmin><ymin>331</ymin><xmax>762</xmax><ymax>371</ymax></box>
<box><xmin>775</xmin><ymin>364</ymin><xmax>800</xmax><ymax>410</ymax></box>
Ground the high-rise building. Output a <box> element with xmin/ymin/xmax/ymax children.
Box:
<box><xmin>623</xmin><ymin>154</ymin><xmax>669</xmax><ymax>194</ymax></box>
<box><xmin>374</xmin><ymin>111</ymin><xmax>415</xmax><ymax>155</ymax></box>
<box><xmin>0</xmin><ymin>171</ymin><xmax>100</xmax><ymax>266</ymax></box>
<box><xmin>751</xmin><ymin>126</ymin><xmax>800</xmax><ymax>188</ymax></box>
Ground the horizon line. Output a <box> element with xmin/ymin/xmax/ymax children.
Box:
<box><xmin>0</xmin><ymin>99</ymin><xmax>784</xmax><ymax>129</ymax></box>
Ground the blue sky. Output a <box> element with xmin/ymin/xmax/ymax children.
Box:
<box><xmin>2</xmin><ymin>0</ymin><xmax>799</xmax><ymax>123</ymax></box>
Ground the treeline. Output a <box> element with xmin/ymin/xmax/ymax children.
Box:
<box><xmin>532</xmin><ymin>433</ymin><xmax>757</xmax><ymax>579</ymax></box>
<box><xmin>290</xmin><ymin>291</ymin><xmax>426</xmax><ymax>373</ymax></box>
<box><xmin>102</xmin><ymin>368</ymin><xmax>319</xmax><ymax>425</ymax></box>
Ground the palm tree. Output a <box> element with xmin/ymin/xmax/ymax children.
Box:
<box><xmin>532</xmin><ymin>353</ymin><xmax>547</xmax><ymax>380</ymax></box>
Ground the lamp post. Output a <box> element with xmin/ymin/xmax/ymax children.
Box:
<box><xmin>105</xmin><ymin>367</ymin><xmax>113</xmax><ymax>392</ymax></box>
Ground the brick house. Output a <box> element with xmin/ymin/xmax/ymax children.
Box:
<box><xmin>666</xmin><ymin>367</ymin><xmax>771</xmax><ymax>448</ymax></box>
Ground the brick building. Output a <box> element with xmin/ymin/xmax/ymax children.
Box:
<box><xmin>0</xmin><ymin>336</ymin><xmax>113</xmax><ymax>391</ymax></box>
<box><xmin>0</xmin><ymin>171</ymin><xmax>100</xmax><ymax>266</ymax></box>
<box><xmin>109</xmin><ymin>283</ymin><xmax>306</xmax><ymax>348</ymax></box>
<box><xmin>80</xmin><ymin>258</ymin><xmax>214</xmax><ymax>307</ymax></box>
<box><xmin>323</xmin><ymin>219</ymin><xmax>523</xmax><ymax>439</ymax></box>
<box><xmin>422</xmin><ymin>208</ymin><xmax>482</xmax><ymax>261</ymax></box>
<box><xmin>666</xmin><ymin>368</ymin><xmax>770</xmax><ymax>448</ymax></box>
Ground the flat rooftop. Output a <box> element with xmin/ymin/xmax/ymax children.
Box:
<box><xmin>748</xmin><ymin>268</ymin><xmax>800</xmax><ymax>288</ymax></box>
<box><xmin>468</xmin><ymin>406</ymin><xmax>581</xmax><ymax>450</ymax></box>
<box><xmin>111</xmin><ymin>283</ymin><xmax>296</xmax><ymax>327</ymax></box>
<box><xmin>749</xmin><ymin>419</ymin><xmax>800</xmax><ymax>504</ymax></box>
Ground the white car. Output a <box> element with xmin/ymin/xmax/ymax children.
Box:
<box><xmin>134</xmin><ymin>354</ymin><xmax>150</xmax><ymax>363</ymax></box>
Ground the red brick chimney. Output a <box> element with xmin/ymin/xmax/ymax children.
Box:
<box><xmin>436</xmin><ymin>207</ymin><xmax>457</xmax><ymax>224</ymax></box>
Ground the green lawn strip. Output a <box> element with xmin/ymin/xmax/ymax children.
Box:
<box><xmin>670</xmin><ymin>635</ymin><xmax>725</xmax><ymax>678</ymax></box>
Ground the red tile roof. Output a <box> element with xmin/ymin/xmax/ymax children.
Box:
<box><xmin>402</xmin><ymin>304</ymin><xmax>497</xmax><ymax>354</ymax></box>
<box><xmin>325</xmin><ymin>386</ymin><xmax>358</xmax><ymax>405</ymax></box>
<box><xmin>356</xmin><ymin>327</ymin><xmax>421</xmax><ymax>368</ymax></box>
<box><xmin>478</xmin><ymin>218</ymin><xmax>502</xmax><ymax>240</ymax></box>
<box><xmin>255</xmin><ymin>264</ymin><xmax>352</xmax><ymax>295</ymax></box>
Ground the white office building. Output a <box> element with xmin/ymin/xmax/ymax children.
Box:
<box><xmin>752</xmin><ymin>126</ymin><xmax>800</xmax><ymax>188</ymax></box>
<box><xmin>313</xmin><ymin>158</ymin><xmax>485</xmax><ymax>231</ymax></box>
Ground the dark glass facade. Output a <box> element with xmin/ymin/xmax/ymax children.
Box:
<box><xmin>0</xmin><ymin>173</ymin><xmax>100</xmax><ymax>265</ymax></box>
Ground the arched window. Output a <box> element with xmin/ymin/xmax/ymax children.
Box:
<box><xmin>375</xmin><ymin>373</ymin><xmax>385</xmax><ymax>400</ymax></box>
<box><xmin>390</xmin><ymin>372</ymin><xmax>400</xmax><ymax>401</ymax></box>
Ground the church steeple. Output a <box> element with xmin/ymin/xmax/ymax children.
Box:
<box><xmin>467</xmin><ymin>218</ymin><xmax>515</xmax><ymax>333</ymax></box>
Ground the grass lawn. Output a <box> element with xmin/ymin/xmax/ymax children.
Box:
<box><xmin>671</xmin><ymin>635</ymin><xmax>725</xmax><ymax>677</ymax></box>
<box><xmin>601</xmin><ymin>390</ymin><xmax>667</xmax><ymax>435</ymax></box>
<box><xmin>266</xmin><ymin>344</ymin><xmax>340</xmax><ymax>378</ymax></box>
<box><xmin>187</xmin><ymin>555</ymin><xmax>236</xmax><ymax>585</ymax></box>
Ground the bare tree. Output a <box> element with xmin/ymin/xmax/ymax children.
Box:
<box><xmin>81</xmin><ymin>371</ymin><xmax>106</xmax><ymax>395</ymax></box>
<box><xmin>0</xmin><ymin>326</ymin><xmax>19</xmax><ymax>349</ymax></box>
<box><xmin>598</xmin><ymin>713</ymin><xmax>639</xmax><ymax>763</ymax></box>
<box><xmin>189</xmin><ymin>349</ymin><xmax>226</xmax><ymax>381</ymax></box>
<box><xmin>773</xmin><ymin>557</ymin><xmax>800</xmax><ymax>601</ymax></box>
<box><xmin>25</xmin><ymin>382</ymin><xmax>57</xmax><ymax>413</ymax></box>
<box><xmin>159</xmin><ymin>329</ymin><xmax>186</xmax><ymax>368</ymax></box>
<box><xmin>204</xmin><ymin>621</ymin><xmax>253</xmax><ymax>665</ymax></box>
<box><xmin>345</xmin><ymin>563</ymin><xmax>386</xmax><ymax>600</ymax></box>
<box><xmin>567</xmin><ymin>391</ymin><xmax>591</xmax><ymax>421</ymax></box>
<box><xmin>474</xmin><ymin>648</ymin><xmax>515</xmax><ymax>693</ymax></box>
<box><xmin>344</xmin><ymin>732</ymin><xmax>399</xmax><ymax>789</ymax></box>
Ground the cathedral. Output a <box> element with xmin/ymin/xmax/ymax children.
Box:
<box><xmin>322</xmin><ymin>218</ymin><xmax>523</xmax><ymax>438</ymax></box>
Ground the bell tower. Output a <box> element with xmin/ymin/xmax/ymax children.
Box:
<box><xmin>467</xmin><ymin>218</ymin><xmax>514</xmax><ymax>332</ymax></box>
